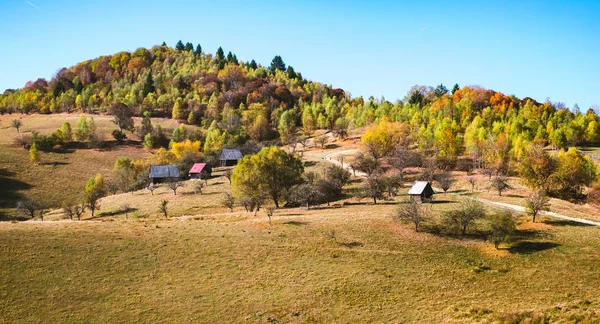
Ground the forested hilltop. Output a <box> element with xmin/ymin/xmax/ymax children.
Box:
<box><xmin>1</xmin><ymin>40</ymin><xmax>600</xmax><ymax>159</ymax></box>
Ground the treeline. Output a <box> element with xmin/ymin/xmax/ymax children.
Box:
<box><xmin>3</xmin><ymin>42</ymin><xmax>600</xmax><ymax>154</ymax></box>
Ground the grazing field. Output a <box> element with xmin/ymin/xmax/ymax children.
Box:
<box><xmin>0</xmin><ymin>113</ymin><xmax>199</xmax><ymax>219</ymax></box>
<box><xmin>1</xmin><ymin>201</ymin><xmax>600</xmax><ymax>322</ymax></box>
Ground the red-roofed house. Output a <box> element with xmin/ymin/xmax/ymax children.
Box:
<box><xmin>189</xmin><ymin>163</ymin><xmax>208</xmax><ymax>180</ymax></box>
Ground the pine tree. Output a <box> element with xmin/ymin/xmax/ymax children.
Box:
<box><xmin>216</xmin><ymin>47</ymin><xmax>225</xmax><ymax>61</ymax></box>
<box><xmin>175</xmin><ymin>40</ymin><xmax>184</xmax><ymax>51</ymax></box>
<box><xmin>143</xmin><ymin>70</ymin><xmax>155</xmax><ymax>96</ymax></box>
<box><xmin>184</xmin><ymin>42</ymin><xmax>194</xmax><ymax>51</ymax></box>
<box><xmin>161</xmin><ymin>41</ymin><xmax>167</xmax><ymax>47</ymax></box>
<box><xmin>226</xmin><ymin>51</ymin><xmax>234</xmax><ymax>63</ymax></box>
<box><xmin>249</xmin><ymin>59</ymin><xmax>258</xmax><ymax>70</ymax></box>
<box><xmin>270</xmin><ymin>55</ymin><xmax>286</xmax><ymax>72</ymax></box>
<box><xmin>286</xmin><ymin>66</ymin><xmax>297</xmax><ymax>79</ymax></box>
<box><xmin>451</xmin><ymin>83</ymin><xmax>460</xmax><ymax>95</ymax></box>
<box><xmin>194</xmin><ymin>44</ymin><xmax>202</xmax><ymax>56</ymax></box>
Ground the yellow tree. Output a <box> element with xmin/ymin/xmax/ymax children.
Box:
<box><xmin>29</xmin><ymin>143</ymin><xmax>40</xmax><ymax>165</ymax></box>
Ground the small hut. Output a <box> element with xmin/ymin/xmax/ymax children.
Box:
<box><xmin>149</xmin><ymin>165</ymin><xmax>179</xmax><ymax>184</ymax></box>
<box><xmin>407</xmin><ymin>181</ymin><xmax>434</xmax><ymax>203</ymax></box>
<box><xmin>220</xmin><ymin>148</ymin><xmax>243</xmax><ymax>167</ymax></box>
<box><xmin>189</xmin><ymin>163</ymin><xmax>208</xmax><ymax>180</ymax></box>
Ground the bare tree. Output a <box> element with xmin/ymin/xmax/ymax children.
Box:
<box><xmin>265</xmin><ymin>205</ymin><xmax>275</xmax><ymax>225</ymax></box>
<box><xmin>159</xmin><ymin>200</ymin><xmax>168</xmax><ymax>218</ymax></box>
<box><xmin>221</xmin><ymin>193</ymin><xmax>235</xmax><ymax>212</ymax></box>
<box><xmin>167</xmin><ymin>178</ymin><xmax>182</xmax><ymax>195</ymax></box>
<box><xmin>106</xmin><ymin>181</ymin><xmax>119</xmax><ymax>195</ymax></box>
<box><xmin>525</xmin><ymin>189</ymin><xmax>550</xmax><ymax>222</ymax></box>
<box><xmin>17</xmin><ymin>198</ymin><xmax>40</xmax><ymax>219</ymax></box>
<box><xmin>435</xmin><ymin>171</ymin><xmax>455</xmax><ymax>194</ymax></box>
<box><xmin>63</xmin><ymin>202</ymin><xmax>86</xmax><ymax>221</ymax></box>
<box><xmin>396</xmin><ymin>199</ymin><xmax>430</xmax><ymax>232</ymax></box>
<box><xmin>490</xmin><ymin>176</ymin><xmax>512</xmax><ymax>196</ymax></box>
<box><xmin>467</xmin><ymin>176</ymin><xmax>477</xmax><ymax>193</ymax></box>
<box><xmin>195</xmin><ymin>181</ymin><xmax>204</xmax><ymax>195</ymax></box>
<box><xmin>443</xmin><ymin>199</ymin><xmax>485</xmax><ymax>235</ymax></box>
<box><xmin>147</xmin><ymin>182</ymin><xmax>156</xmax><ymax>195</ymax></box>
<box><xmin>121</xmin><ymin>203</ymin><xmax>132</xmax><ymax>219</ymax></box>
<box><xmin>12</xmin><ymin>119</ymin><xmax>22</xmax><ymax>132</ymax></box>
<box><xmin>316</xmin><ymin>136</ymin><xmax>327</xmax><ymax>148</ymax></box>
<box><xmin>223</xmin><ymin>169</ymin><xmax>233</xmax><ymax>185</ymax></box>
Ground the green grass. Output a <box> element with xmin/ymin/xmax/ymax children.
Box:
<box><xmin>1</xmin><ymin>202</ymin><xmax>600</xmax><ymax>322</ymax></box>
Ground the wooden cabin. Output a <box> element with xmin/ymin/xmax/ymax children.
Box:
<box><xmin>188</xmin><ymin>163</ymin><xmax>209</xmax><ymax>180</ymax></box>
<box><xmin>407</xmin><ymin>181</ymin><xmax>434</xmax><ymax>203</ymax></box>
<box><xmin>149</xmin><ymin>165</ymin><xmax>179</xmax><ymax>184</ymax></box>
<box><xmin>220</xmin><ymin>148</ymin><xmax>243</xmax><ymax>167</ymax></box>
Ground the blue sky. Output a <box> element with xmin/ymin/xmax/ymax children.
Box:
<box><xmin>1</xmin><ymin>0</ymin><xmax>599</xmax><ymax>109</ymax></box>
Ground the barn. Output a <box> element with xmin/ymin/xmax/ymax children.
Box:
<box><xmin>220</xmin><ymin>148</ymin><xmax>243</xmax><ymax>167</ymax></box>
<box><xmin>407</xmin><ymin>181</ymin><xmax>434</xmax><ymax>203</ymax></box>
<box><xmin>149</xmin><ymin>165</ymin><xmax>179</xmax><ymax>184</ymax></box>
<box><xmin>188</xmin><ymin>163</ymin><xmax>209</xmax><ymax>180</ymax></box>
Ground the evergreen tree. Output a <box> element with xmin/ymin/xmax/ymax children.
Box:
<box><xmin>434</xmin><ymin>83</ymin><xmax>448</xmax><ymax>97</ymax></box>
<box><xmin>184</xmin><ymin>42</ymin><xmax>194</xmax><ymax>51</ymax></box>
<box><xmin>249</xmin><ymin>59</ymin><xmax>258</xmax><ymax>69</ymax></box>
<box><xmin>194</xmin><ymin>44</ymin><xmax>202</xmax><ymax>56</ymax></box>
<box><xmin>216</xmin><ymin>47</ymin><xmax>225</xmax><ymax>61</ymax></box>
<box><xmin>286</xmin><ymin>66</ymin><xmax>297</xmax><ymax>79</ymax></box>
<box><xmin>226</xmin><ymin>51</ymin><xmax>234</xmax><ymax>63</ymax></box>
<box><xmin>175</xmin><ymin>40</ymin><xmax>184</xmax><ymax>51</ymax></box>
<box><xmin>142</xmin><ymin>70</ymin><xmax>155</xmax><ymax>96</ymax></box>
<box><xmin>270</xmin><ymin>55</ymin><xmax>286</xmax><ymax>72</ymax></box>
<box><xmin>451</xmin><ymin>83</ymin><xmax>460</xmax><ymax>95</ymax></box>
<box><xmin>161</xmin><ymin>41</ymin><xmax>167</xmax><ymax>47</ymax></box>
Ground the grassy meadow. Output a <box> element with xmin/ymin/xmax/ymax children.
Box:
<box><xmin>0</xmin><ymin>113</ymin><xmax>199</xmax><ymax>219</ymax></box>
<box><xmin>1</xmin><ymin>199</ymin><xmax>600</xmax><ymax>322</ymax></box>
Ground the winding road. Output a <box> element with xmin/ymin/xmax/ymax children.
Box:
<box><xmin>323</xmin><ymin>148</ymin><xmax>600</xmax><ymax>227</ymax></box>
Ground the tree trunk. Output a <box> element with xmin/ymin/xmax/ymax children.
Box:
<box><xmin>306</xmin><ymin>202</ymin><xmax>310</xmax><ymax>210</ymax></box>
<box><xmin>494</xmin><ymin>241</ymin><xmax>499</xmax><ymax>249</ymax></box>
<box><xmin>533</xmin><ymin>212</ymin><xmax>537</xmax><ymax>223</ymax></box>
<box><xmin>373</xmin><ymin>197</ymin><xmax>377</xmax><ymax>204</ymax></box>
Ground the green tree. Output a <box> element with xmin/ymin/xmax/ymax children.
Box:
<box><xmin>172</xmin><ymin>100</ymin><xmax>183</xmax><ymax>120</ymax></box>
<box><xmin>232</xmin><ymin>147</ymin><xmax>304</xmax><ymax>208</ymax></box>
<box><xmin>451</xmin><ymin>83</ymin><xmax>460</xmax><ymax>95</ymax></box>
<box><xmin>194</xmin><ymin>44</ymin><xmax>202</xmax><ymax>56</ymax></box>
<box><xmin>278</xmin><ymin>109</ymin><xmax>297</xmax><ymax>144</ymax></box>
<box><xmin>488</xmin><ymin>211</ymin><xmax>516</xmax><ymax>249</ymax></box>
<box><xmin>108</xmin><ymin>102</ymin><xmax>135</xmax><ymax>134</ymax></box>
<box><xmin>143</xmin><ymin>70</ymin><xmax>155</xmax><ymax>96</ymax></box>
<box><xmin>550</xmin><ymin>148</ymin><xmax>597</xmax><ymax>199</ymax></box>
<box><xmin>29</xmin><ymin>142</ymin><xmax>40</xmax><ymax>165</ymax></box>
<box><xmin>159</xmin><ymin>199</ymin><xmax>169</xmax><ymax>218</ymax></box>
<box><xmin>490</xmin><ymin>176</ymin><xmax>512</xmax><ymax>196</ymax></box>
<box><xmin>184</xmin><ymin>42</ymin><xmax>194</xmax><ymax>51</ymax></box>
<box><xmin>270</xmin><ymin>55</ymin><xmax>286</xmax><ymax>72</ymax></box>
<box><xmin>84</xmin><ymin>174</ymin><xmax>105</xmax><ymax>218</ymax></box>
<box><xmin>175</xmin><ymin>40</ymin><xmax>184</xmax><ymax>51</ymax></box>
<box><xmin>75</xmin><ymin>115</ymin><xmax>89</xmax><ymax>141</ymax></box>
<box><xmin>60</xmin><ymin>122</ymin><xmax>72</xmax><ymax>141</ymax></box>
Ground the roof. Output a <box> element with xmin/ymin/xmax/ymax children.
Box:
<box><xmin>189</xmin><ymin>163</ymin><xmax>207</xmax><ymax>174</ymax></box>
<box><xmin>149</xmin><ymin>165</ymin><xmax>179</xmax><ymax>178</ymax></box>
<box><xmin>220</xmin><ymin>148</ymin><xmax>243</xmax><ymax>161</ymax></box>
<box><xmin>408</xmin><ymin>181</ymin><xmax>432</xmax><ymax>195</ymax></box>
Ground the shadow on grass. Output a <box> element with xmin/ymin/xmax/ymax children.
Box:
<box><xmin>282</xmin><ymin>220</ymin><xmax>309</xmax><ymax>226</ymax></box>
<box><xmin>505</xmin><ymin>194</ymin><xmax>524</xmax><ymax>198</ymax></box>
<box><xmin>543</xmin><ymin>219</ymin><xmax>595</xmax><ymax>227</ymax></box>
<box><xmin>303</xmin><ymin>161</ymin><xmax>317</xmax><ymax>167</ymax></box>
<box><xmin>95</xmin><ymin>208</ymin><xmax>139</xmax><ymax>218</ymax></box>
<box><xmin>430</xmin><ymin>200</ymin><xmax>456</xmax><ymax>205</ymax></box>
<box><xmin>325</xmin><ymin>143</ymin><xmax>339</xmax><ymax>149</ymax></box>
<box><xmin>0</xmin><ymin>168</ymin><xmax>33</xmax><ymax>214</ymax></box>
<box><xmin>40</xmin><ymin>161</ymin><xmax>69</xmax><ymax>166</ymax></box>
<box><xmin>339</xmin><ymin>241</ymin><xmax>363</xmax><ymax>248</ymax></box>
<box><xmin>508</xmin><ymin>241</ymin><xmax>560</xmax><ymax>254</ymax></box>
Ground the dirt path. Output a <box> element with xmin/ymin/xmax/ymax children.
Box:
<box><xmin>324</xmin><ymin>149</ymin><xmax>366</xmax><ymax>176</ymax></box>
<box><xmin>324</xmin><ymin>149</ymin><xmax>600</xmax><ymax>227</ymax></box>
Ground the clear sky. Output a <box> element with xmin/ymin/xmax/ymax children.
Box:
<box><xmin>1</xmin><ymin>0</ymin><xmax>599</xmax><ymax>109</ymax></box>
